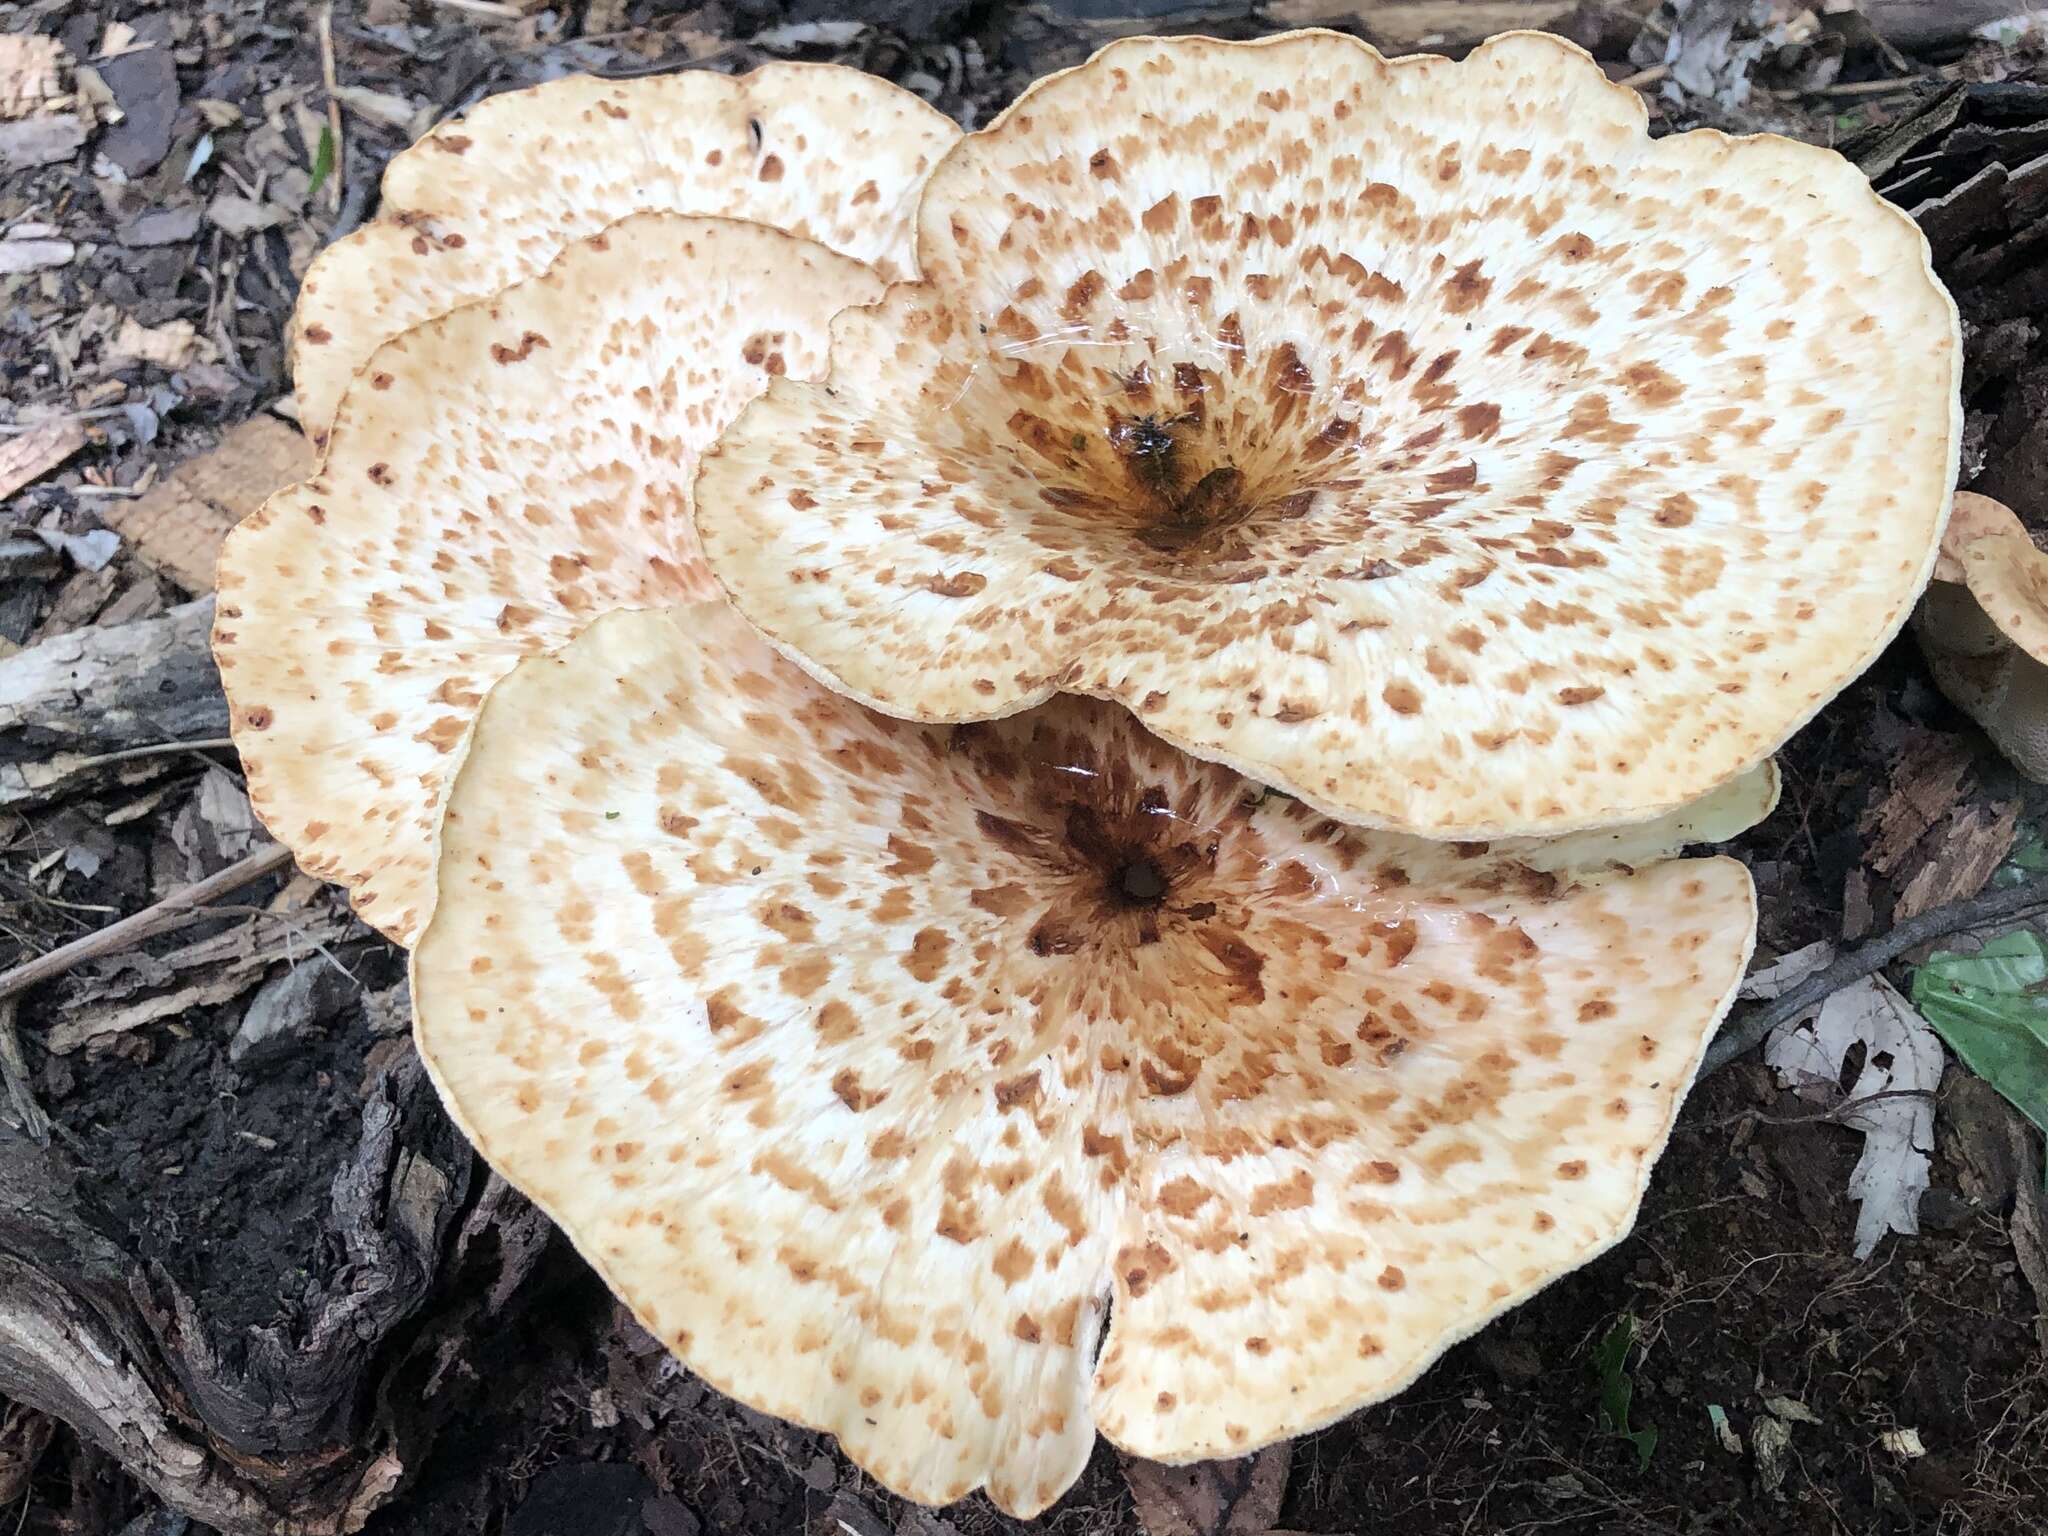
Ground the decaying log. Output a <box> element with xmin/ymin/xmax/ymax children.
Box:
<box><xmin>0</xmin><ymin>1050</ymin><xmax>551</xmax><ymax>1535</ymax></box>
<box><xmin>0</xmin><ymin>597</ymin><xmax>225</xmax><ymax>807</ymax></box>
<box><xmin>1845</xmin><ymin>82</ymin><xmax>2048</xmax><ymax>524</ymax></box>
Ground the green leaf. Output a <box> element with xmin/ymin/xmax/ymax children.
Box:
<box><xmin>307</xmin><ymin>123</ymin><xmax>336</xmax><ymax>201</ymax></box>
<box><xmin>1910</xmin><ymin>930</ymin><xmax>2048</xmax><ymax>1136</ymax></box>
<box><xmin>1591</xmin><ymin>1314</ymin><xmax>1658</xmax><ymax>1472</ymax></box>
<box><xmin>1991</xmin><ymin>826</ymin><xmax>2048</xmax><ymax>887</ymax></box>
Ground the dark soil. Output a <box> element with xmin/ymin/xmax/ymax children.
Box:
<box><xmin>54</xmin><ymin>935</ymin><xmax>407</xmax><ymax>1340</ymax></box>
<box><xmin>5</xmin><ymin>2</ymin><xmax>2047</xmax><ymax>1534</ymax></box>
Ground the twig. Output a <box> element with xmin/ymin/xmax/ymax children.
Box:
<box><xmin>46</xmin><ymin>737</ymin><xmax>236</xmax><ymax>774</ymax></box>
<box><xmin>316</xmin><ymin>4</ymin><xmax>344</xmax><ymax>217</ymax></box>
<box><xmin>0</xmin><ymin>998</ymin><xmax>47</xmax><ymax>1144</ymax></box>
<box><xmin>1617</xmin><ymin>64</ymin><xmax>1669</xmax><ymax>91</ymax></box>
<box><xmin>1701</xmin><ymin>875</ymin><xmax>2048</xmax><ymax>1077</ymax></box>
<box><xmin>0</xmin><ymin>842</ymin><xmax>294</xmax><ymax>1006</ymax></box>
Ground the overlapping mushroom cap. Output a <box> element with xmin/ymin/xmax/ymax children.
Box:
<box><xmin>694</xmin><ymin>28</ymin><xmax>1960</xmax><ymax>840</ymax></box>
<box><xmin>217</xmin><ymin>213</ymin><xmax>885</xmax><ymax>942</ymax></box>
<box><xmin>1915</xmin><ymin>491</ymin><xmax>2048</xmax><ymax>778</ymax></box>
<box><xmin>290</xmin><ymin>65</ymin><xmax>959</xmax><ymax>445</ymax></box>
<box><xmin>413</xmin><ymin>596</ymin><xmax>1761</xmax><ymax>1514</ymax></box>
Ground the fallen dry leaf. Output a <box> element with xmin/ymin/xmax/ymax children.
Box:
<box><xmin>1767</xmin><ymin>975</ymin><xmax>1944</xmax><ymax>1258</ymax></box>
<box><xmin>1122</xmin><ymin>1446</ymin><xmax>1290</xmax><ymax>1536</ymax></box>
<box><xmin>1740</xmin><ymin>939</ymin><xmax>1836</xmax><ymax>1001</ymax></box>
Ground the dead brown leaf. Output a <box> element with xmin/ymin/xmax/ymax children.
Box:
<box><xmin>1122</xmin><ymin>1445</ymin><xmax>1290</xmax><ymax>1536</ymax></box>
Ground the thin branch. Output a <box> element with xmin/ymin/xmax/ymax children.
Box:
<box><xmin>0</xmin><ymin>998</ymin><xmax>47</xmax><ymax>1144</ymax></box>
<box><xmin>0</xmin><ymin>842</ymin><xmax>295</xmax><ymax>1005</ymax></box>
<box><xmin>1701</xmin><ymin>875</ymin><xmax>2048</xmax><ymax>1077</ymax></box>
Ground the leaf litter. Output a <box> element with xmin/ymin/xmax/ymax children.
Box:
<box><xmin>1765</xmin><ymin>974</ymin><xmax>1944</xmax><ymax>1258</ymax></box>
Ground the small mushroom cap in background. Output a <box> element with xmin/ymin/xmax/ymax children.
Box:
<box><xmin>694</xmin><ymin>28</ymin><xmax>1959</xmax><ymax>841</ymax></box>
<box><xmin>289</xmin><ymin>65</ymin><xmax>959</xmax><ymax>445</ymax></box>
<box><xmin>1915</xmin><ymin>490</ymin><xmax>2048</xmax><ymax>778</ymax></box>
<box><xmin>411</xmin><ymin>597</ymin><xmax>1761</xmax><ymax>1516</ymax></box>
<box><xmin>215</xmin><ymin>214</ymin><xmax>883</xmax><ymax>943</ymax></box>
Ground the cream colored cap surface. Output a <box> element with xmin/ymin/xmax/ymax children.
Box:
<box><xmin>412</xmin><ymin>598</ymin><xmax>1760</xmax><ymax>1515</ymax></box>
<box><xmin>290</xmin><ymin>64</ymin><xmax>958</xmax><ymax>444</ymax></box>
<box><xmin>217</xmin><ymin>214</ymin><xmax>883</xmax><ymax>943</ymax></box>
<box><xmin>696</xmin><ymin>28</ymin><xmax>1959</xmax><ymax>840</ymax></box>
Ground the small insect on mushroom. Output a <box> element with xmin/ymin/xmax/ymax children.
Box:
<box><xmin>1913</xmin><ymin>490</ymin><xmax>2048</xmax><ymax>778</ymax></box>
<box><xmin>412</xmin><ymin>597</ymin><xmax>1766</xmax><ymax>1517</ymax></box>
<box><xmin>694</xmin><ymin>28</ymin><xmax>1962</xmax><ymax>842</ymax></box>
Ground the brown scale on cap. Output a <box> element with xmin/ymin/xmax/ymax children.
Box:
<box><xmin>412</xmin><ymin>599</ymin><xmax>1762</xmax><ymax>1517</ymax></box>
<box><xmin>1914</xmin><ymin>491</ymin><xmax>2048</xmax><ymax>778</ymax></box>
<box><xmin>695</xmin><ymin>28</ymin><xmax>1961</xmax><ymax>841</ymax></box>
<box><xmin>215</xmin><ymin>215</ymin><xmax>884</xmax><ymax>943</ymax></box>
<box><xmin>289</xmin><ymin>64</ymin><xmax>959</xmax><ymax>446</ymax></box>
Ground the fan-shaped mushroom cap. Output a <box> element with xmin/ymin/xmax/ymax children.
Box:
<box><xmin>1915</xmin><ymin>491</ymin><xmax>2048</xmax><ymax>778</ymax></box>
<box><xmin>695</xmin><ymin>28</ymin><xmax>1959</xmax><ymax>840</ymax></box>
<box><xmin>290</xmin><ymin>64</ymin><xmax>958</xmax><ymax>444</ymax></box>
<box><xmin>411</xmin><ymin>597</ymin><xmax>1760</xmax><ymax>1515</ymax></box>
<box><xmin>215</xmin><ymin>214</ymin><xmax>883</xmax><ymax>943</ymax></box>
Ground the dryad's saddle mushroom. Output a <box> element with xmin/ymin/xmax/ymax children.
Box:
<box><xmin>413</xmin><ymin>598</ymin><xmax>1761</xmax><ymax>1515</ymax></box>
<box><xmin>212</xmin><ymin>26</ymin><xmax>1940</xmax><ymax>1520</ymax></box>
<box><xmin>289</xmin><ymin>65</ymin><xmax>958</xmax><ymax>446</ymax></box>
<box><xmin>218</xmin><ymin>65</ymin><xmax>955</xmax><ymax>943</ymax></box>
<box><xmin>693</xmin><ymin>29</ymin><xmax>1959</xmax><ymax>839</ymax></box>
<box><xmin>1914</xmin><ymin>491</ymin><xmax>2048</xmax><ymax>778</ymax></box>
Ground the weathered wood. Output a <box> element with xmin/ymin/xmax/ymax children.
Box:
<box><xmin>0</xmin><ymin>597</ymin><xmax>226</xmax><ymax>806</ymax></box>
<box><xmin>100</xmin><ymin>415</ymin><xmax>312</xmax><ymax>595</ymax></box>
<box><xmin>0</xmin><ymin>1052</ymin><xmax>552</xmax><ymax>1535</ymax></box>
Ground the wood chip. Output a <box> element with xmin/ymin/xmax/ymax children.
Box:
<box><xmin>0</xmin><ymin>35</ymin><xmax>67</xmax><ymax>120</ymax></box>
<box><xmin>96</xmin><ymin>415</ymin><xmax>311</xmax><ymax>593</ymax></box>
<box><xmin>1860</xmin><ymin>733</ymin><xmax>1973</xmax><ymax>875</ymax></box>
<box><xmin>0</xmin><ymin>235</ymin><xmax>75</xmax><ymax>273</ymax></box>
<box><xmin>108</xmin><ymin>315</ymin><xmax>200</xmax><ymax>370</ymax></box>
<box><xmin>0</xmin><ymin>418</ymin><xmax>89</xmax><ymax>500</ymax></box>
<box><xmin>0</xmin><ymin>111</ymin><xmax>83</xmax><ymax>169</ymax></box>
<box><xmin>1894</xmin><ymin>797</ymin><xmax>2019</xmax><ymax>922</ymax></box>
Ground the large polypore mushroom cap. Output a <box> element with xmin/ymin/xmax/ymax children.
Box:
<box><xmin>1914</xmin><ymin>490</ymin><xmax>2048</xmax><ymax>778</ymax></box>
<box><xmin>215</xmin><ymin>213</ymin><xmax>883</xmax><ymax>943</ymax></box>
<box><xmin>289</xmin><ymin>63</ymin><xmax>958</xmax><ymax>444</ymax></box>
<box><xmin>412</xmin><ymin>596</ymin><xmax>1762</xmax><ymax>1515</ymax></box>
<box><xmin>695</xmin><ymin>28</ymin><xmax>1960</xmax><ymax>840</ymax></box>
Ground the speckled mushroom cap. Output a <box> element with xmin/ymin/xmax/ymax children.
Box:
<box><xmin>289</xmin><ymin>63</ymin><xmax>958</xmax><ymax>446</ymax></box>
<box><xmin>411</xmin><ymin>596</ymin><xmax>1761</xmax><ymax>1515</ymax></box>
<box><xmin>694</xmin><ymin>28</ymin><xmax>1960</xmax><ymax>841</ymax></box>
<box><xmin>216</xmin><ymin>214</ymin><xmax>883</xmax><ymax>943</ymax></box>
<box><xmin>1914</xmin><ymin>491</ymin><xmax>2048</xmax><ymax>778</ymax></box>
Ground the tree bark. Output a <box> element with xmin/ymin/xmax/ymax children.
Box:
<box><xmin>0</xmin><ymin>597</ymin><xmax>227</xmax><ymax>807</ymax></box>
<box><xmin>0</xmin><ymin>1051</ymin><xmax>551</xmax><ymax>1535</ymax></box>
